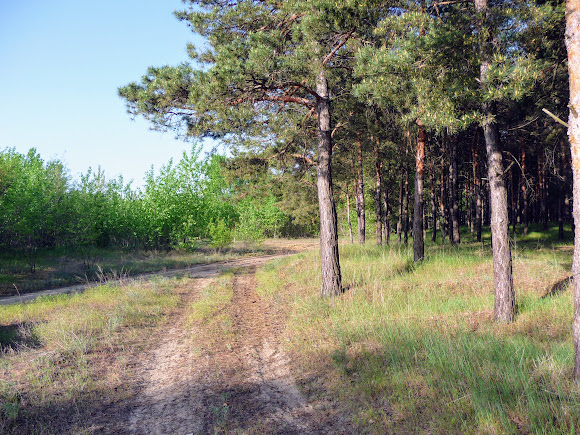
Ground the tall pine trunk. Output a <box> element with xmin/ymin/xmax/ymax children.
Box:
<box><xmin>476</xmin><ymin>0</ymin><xmax>515</xmax><ymax>323</ymax></box>
<box><xmin>356</xmin><ymin>134</ymin><xmax>366</xmax><ymax>244</ymax></box>
<box><xmin>413</xmin><ymin>124</ymin><xmax>426</xmax><ymax>262</ymax></box>
<box><xmin>397</xmin><ymin>153</ymin><xmax>405</xmax><ymax>244</ymax></box>
<box><xmin>315</xmin><ymin>72</ymin><xmax>341</xmax><ymax>297</ymax></box>
<box><xmin>404</xmin><ymin>132</ymin><xmax>410</xmax><ymax>245</ymax></box>
<box><xmin>382</xmin><ymin>181</ymin><xmax>390</xmax><ymax>245</ymax></box>
<box><xmin>565</xmin><ymin>0</ymin><xmax>580</xmax><ymax>382</ymax></box>
<box><xmin>521</xmin><ymin>138</ymin><xmax>529</xmax><ymax>236</ymax></box>
<box><xmin>346</xmin><ymin>182</ymin><xmax>354</xmax><ymax>244</ymax></box>
<box><xmin>473</xmin><ymin>131</ymin><xmax>483</xmax><ymax>242</ymax></box>
<box><xmin>404</xmin><ymin>168</ymin><xmax>410</xmax><ymax>245</ymax></box>
<box><xmin>431</xmin><ymin>169</ymin><xmax>438</xmax><ymax>243</ymax></box>
<box><xmin>449</xmin><ymin>135</ymin><xmax>461</xmax><ymax>244</ymax></box>
<box><xmin>559</xmin><ymin>138</ymin><xmax>567</xmax><ymax>239</ymax></box>
<box><xmin>375</xmin><ymin>138</ymin><xmax>383</xmax><ymax>245</ymax></box>
<box><xmin>538</xmin><ymin>149</ymin><xmax>548</xmax><ymax>229</ymax></box>
<box><xmin>439</xmin><ymin>142</ymin><xmax>448</xmax><ymax>245</ymax></box>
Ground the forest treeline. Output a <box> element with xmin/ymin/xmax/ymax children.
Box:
<box><xmin>119</xmin><ymin>0</ymin><xmax>571</xmax><ymax>301</ymax></box>
<box><xmin>0</xmin><ymin>146</ymin><xmax>298</xmax><ymax>266</ymax></box>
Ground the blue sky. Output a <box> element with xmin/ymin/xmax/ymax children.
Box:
<box><xmin>0</xmin><ymin>0</ymin><xmax>214</xmax><ymax>187</ymax></box>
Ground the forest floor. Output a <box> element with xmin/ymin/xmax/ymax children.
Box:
<box><xmin>0</xmin><ymin>239</ymin><xmax>316</xmax><ymax>298</ymax></box>
<box><xmin>3</xmin><ymin>227</ymin><xmax>577</xmax><ymax>434</ymax></box>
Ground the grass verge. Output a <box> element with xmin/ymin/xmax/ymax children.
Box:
<box><xmin>0</xmin><ymin>238</ymin><xmax>312</xmax><ymax>297</ymax></box>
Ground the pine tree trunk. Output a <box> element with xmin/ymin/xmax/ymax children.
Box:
<box><xmin>439</xmin><ymin>142</ymin><xmax>448</xmax><ymax>244</ymax></box>
<box><xmin>382</xmin><ymin>182</ymin><xmax>390</xmax><ymax>245</ymax></box>
<box><xmin>474</xmin><ymin>131</ymin><xmax>483</xmax><ymax>242</ymax></box>
<box><xmin>565</xmin><ymin>0</ymin><xmax>580</xmax><ymax>382</ymax></box>
<box><xmin>346</xmin><ymin>182</ymin><xmax>354</xmax><ymax>244</ymax></box>
<box><xmin>431</xmin><ymin>170</ymin><xmax>438</xmax><ymax>243</ymax></box>
<box><xmin>510</xmin><ymin>168</ymin><xmax>517</xmax><ymax>234</ymax></box>
<box><xmin>539</xmin><ymin>149</ymin><xmax>548</xmax><ymax>229</ymax></box>
<box><xmin>413</xmin><ymin>124</ymin><xmax>426</xmax><ymax>262</ymax></box>
<box><xmin>449</xmin><ymin>136</ymin><xmax>461</xmax><ymax>244</ymax></box>
<box><xmin>404</xmin><ymin>132</ymin><xmax>410</xmax><ymax>245</ymax></box>
<box><xmin>375</xmin><ymin>138</ymin><xmax>383</xmax><ymax>246</ymax></box>
<box><xmin>560</xmin><ymin>138</ymin><xmax>567</xmax><ymax>239</ymax></box>
<box><xmin>404</xmin><ymin>168</ymin><xmax>410</xmax><ymax>245</ymax></box>
<box><xmin>356</xmin><ymin>134</ymin><xmax>366</xmax><ymax>244</ymax></box>
<box><xmin>521</xmin><ymin>138</ymin><xmax>529</xmax><ymax>236</ymax></box>
<box><xmin>476</xmin><ymin>0</ymin><xmax>515</xmax><ymax>323</ymax></box>
<box><xmin>315</xmin><ymin>72</ymin><xmax>341</xmax><ymax>297</ymax></box>
<box><xmin>397</xmin><ymin>155</ymin><xmax>404</xmax><ymax>244</ymax></box>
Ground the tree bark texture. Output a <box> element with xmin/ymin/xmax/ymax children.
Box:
<box><xmin>538</xmin><ymin>148</ymin><xmax>548</xmax><ymax>229</ymax></box>
<box><xmin>560</xmin><ymin>138</ymin><xmax>568</xmax><ymax>239</ymax></box>
<box><xmin>375</xmin><ymin>138</ymin><xmax>383</xmax><ymax>245</ymax></box>
<box><xmin>449</xmin><ymin>136</ymin><xmax>461</xmax><ymax>244</ymax></box>
<box><xmin>439</xmin><ymin>143</ymin><xmax>448</xmax><ymax>245</ymax></box>
<box><xmin>404</xmin><ymin>132</ymin><xmax>410</xmax><ymax>245</ymax></box>
<box><xmin>382</xmin><ymin>181</ymin><xmax>390</xmax><ymax>245</ymax></box>
<box><xmin>346</xmin><ymin>182</ymin><xmax>354</xmax><ymax>244</ymax></box>
<box><xmin>565</xmin><ymin>0</ymin><xmax>580</xmax><ymax>382</ymax></box>
<box><xmin>431</xmin><ymin>169</ymin><xmax>438</xmax><ymax>243</ymax></box>
<box><xmin>521</xmin><ymin>138</ymin><xmax>529</xmax><ymax>236</ymax></box>
<box><xmin>356</xmin><ymin>134</ymin><xmax>366</xmax><ymax>244</ymax></box>
<box><xmin>397</xmin><ymin>154</ymin><xmax>405</xmax><ymax>244</ymax></box>
<box><xmin>476</xmin><ymin>0</ymin><xmax>515</xmax><ymax>323</ymax></box>
<box><xmin>404</xmin><ymin>168</ymin><xmax>410</xmax><ymax>245</ymax></box>
<box><xmin>413</xmin><ymin>125</ymin><xmax>426</xmax><ymax>262</ymax></box>
<box><xmin>315</xmin><ymin>72</ymin><xmax>342</xmax><ymax>297</ymax></box>
<box><xmin>473</xmin><ymin>132</ymin><xmax>483</xmax><ymax>242</ymax></box>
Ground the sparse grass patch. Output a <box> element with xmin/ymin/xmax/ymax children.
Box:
<box><xmin>261</xmin><ymin>229</ymin><xmax>577</xmax><ymax>433</ymax></box>
<box><xmin>187</xmin><ymin>272</ymin><xmax>235</xmax><ymax>348</ymax></box>
<box><xmin>0</xmin><ymin>276</ymin><xmax>181</xmax><ymax>433</ymax></box>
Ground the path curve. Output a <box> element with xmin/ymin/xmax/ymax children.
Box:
<box><xmin>0</xmin><ymin>254</ymin><xmax>289</xmax><ymax>306</ymax></box>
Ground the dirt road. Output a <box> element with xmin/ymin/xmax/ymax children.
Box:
<box><xmin>114</xmin><ymin>268</ymin><xmax>314</xmax><ymax>434</ymax></box>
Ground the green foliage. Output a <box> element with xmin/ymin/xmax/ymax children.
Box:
<box><xmin>0</xmin><ymin>146</ymin><xmax>242</xmax><ymax>258</ymax></box>
<box><xmin>208</xmin><ymin>218</ymin><xmax>233</xmax><ymax>250</ymax></box>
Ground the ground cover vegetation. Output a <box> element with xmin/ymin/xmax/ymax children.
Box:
<box><xmin>0</xmin><ymin>274</ymin><xmax>184</xmax><ymax>433</ymax></box>
<box><xmin>256</xmin><ymin>229</ymin><xmax>576</xmax><ymax>433</ymax></box>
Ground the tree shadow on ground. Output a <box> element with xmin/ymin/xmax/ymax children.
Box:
<box><xmin>542</xmin><ymin>276</ymin><xmax>572</xmax><ymax>299</ymax></box>
<box><xmin>0</xmin><ymin>323</ymin><xmax>41</xmax><ymax>352</ymax></box>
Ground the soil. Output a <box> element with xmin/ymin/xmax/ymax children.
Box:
<box><xmin>107</xmin><ymin>270</ymin><xmax>314</xmax><ymax>434</ymax></box>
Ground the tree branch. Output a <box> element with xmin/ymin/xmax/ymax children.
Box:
<box><xmin>322</xmin><ymin>28</ymin><xmax>355</xmax><ymax>66</ymax></box>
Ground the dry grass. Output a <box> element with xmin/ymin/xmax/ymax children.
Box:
<box><xmin>0</xmin><ymin>238</ymin><xmax>316</xmax><ymax>297</ymax></box>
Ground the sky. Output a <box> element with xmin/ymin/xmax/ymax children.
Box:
<box><xmin>0</xmin><ymin>0</ymin><xmax>215</xmax><ymax>188</ymax></box>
